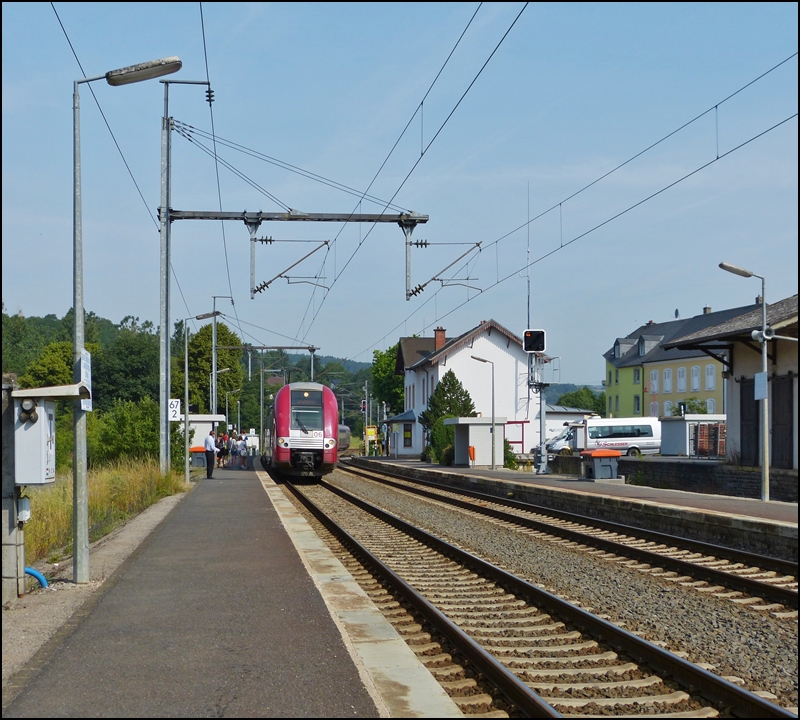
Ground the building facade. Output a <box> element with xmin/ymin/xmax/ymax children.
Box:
<box><xmin>389</xmin><ymin>320</ymin><xmax>545</xmax><ymax>457</ymax></box>
<box><xmin>665</xmin><ymin>295</ymin><xmax>798</xmax><ymax>471</ymax></box>
<box><xmin>604</xmin><ymin>303</ymin><xmax>759</xmax><ymax>419</ymax></box>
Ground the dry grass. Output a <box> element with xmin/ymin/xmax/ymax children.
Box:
<box><xmin>24</xmin><ymin>459</ymin><xmax>189</xmax><ymax>565</ymax></box>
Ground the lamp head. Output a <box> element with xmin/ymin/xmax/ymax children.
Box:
<box><xmin>105</xmin><ymin>57</ymin><xmax>182</xmax><ymax>86</ymax></box>
<box><xmin>719</xmin><ymin>262</ymin><xmax>753</xmax><ymax>279</ymax></box>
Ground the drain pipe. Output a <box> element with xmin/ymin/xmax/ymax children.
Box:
<box><xmin>24</xmin><ymin>567</ymin><xmax>48</xmax><ymax>589</ymax></box>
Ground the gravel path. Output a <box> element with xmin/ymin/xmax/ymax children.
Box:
<box><xmin>330</xmin><ymin>472</ymin><xmax>798</xmax><ymax>710</ymax></box>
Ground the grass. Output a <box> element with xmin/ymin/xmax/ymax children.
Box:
<box><xmin>23</xmin><ymin>458</ymin><xmax>190</xmax><ymax>565</ymax></box>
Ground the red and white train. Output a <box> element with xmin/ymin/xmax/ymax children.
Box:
<box><xmin>262</xmin><ymin>382</ymin><xmax>339</xmax><ymax>478</ymax></box>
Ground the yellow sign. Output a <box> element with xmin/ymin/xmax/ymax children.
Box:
<box><xmin>366</xmin><ymin>425</ymin><xmax>378</xmax><ymax>440</ymax></box>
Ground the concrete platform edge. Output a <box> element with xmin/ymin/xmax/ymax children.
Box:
<box><xmin>256</xmin><ymin>471</ymin><xmax>463</xmax><ymax>719</ymax></box>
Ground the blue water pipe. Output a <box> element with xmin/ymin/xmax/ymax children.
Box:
<box><xmin>24</xmin><ymin>567</ymin><xmax>48</xmax><ymax>588</ymax></box>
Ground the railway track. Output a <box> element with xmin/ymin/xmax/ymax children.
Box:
<box><xmin>338</xmin><ymin>462</ymin><xmax>798</xmax><ymax>616</ymax></box>
<box><xmin>284</xmin><ymin>478</ymin><xmax>794</xmax><ymax>718</ymax></box>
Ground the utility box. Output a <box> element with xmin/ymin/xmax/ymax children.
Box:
<box><xmin>14</xmin><ymin>399</ymin><xmax>57</xmax><ymax>485</ymax></box>
<box><xmin>580</xmin><ymin>449</ymin><xmax>621</xmax><ymax>482</ymax></box>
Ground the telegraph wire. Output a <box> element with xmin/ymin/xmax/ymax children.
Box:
<box><xmin>198</xmin><ymin>2</ymin><xmax>245</xmax><ymax>343</ymax></box>
<box><xmin>298</xmin><ymin>2</ymin><xmax>524</xmax><ymax>340</ymax></box>
<box><xmin>50</xmin><ymin>2</ymin><xmax>195</xmax><ymax>325</ymax></box>
<box><xmin>172</xmin><ymin>121</ymin><xmax>408</xmax><ymax>213</ymax></box>
<box><xmin>354</xmin><ymin>109</ymin><xmax>798</xmax><ymax>360</ymax></box>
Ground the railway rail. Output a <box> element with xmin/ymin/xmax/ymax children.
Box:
<box><xmin>338</xmin><ymin>462</ymin><xmax>798</xmax><ymax>615</ymax></box>
<box><xmin>284</xmin><ymin>477</ymin><xmax>794</xmax><ymax>718</ymax></box>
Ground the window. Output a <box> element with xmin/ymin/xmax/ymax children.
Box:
<box><xmin>614</xmin><ymin>344</ymin><xmax>620</xmax><ymax>359</ymax></box>
<box><xmin>691</xmin><ymin>366</ymin><xmax>701</xmax><ymax>392</ymax></box>
<box><xmin>634</xmin><ymin>395</ymin><xmax>641</xmax><ymax>414</ymax></box>
<box><xmin>608</xmin><ymin>371</ymin><xmax>612</xmax><ymax>386</ymax></box>
<box><xmin>615</xmin><ymin>395</ymin><xmax>619</xmax><ymax>411</ymax></box>
<box><xmin>650</xmin><ymin>401</ymin><xmax>659</xmax><ymax>417</ymax></box>
<box><xmin>290</xmin><ymin>390</ymin><xmax>324</xmax><ymax>431</ymax></box>
<box><xmin>663</xmin><ymin>401</ymin><xmax>673</xmax><ymax>416</ymax></box>
<box><xmin>403</xmin><ymin>423</ymin><xmax>413</xmax><ymax>447</ymax></box>
<box><xmin>633</xmin><ymin>368</ymin><xmax>641</xmax><ymax>384</ymax></box>
<box><xmin>615</xmin><ymin>369</ymin><xmax>619</xmax><ymax>384</ymax></box>
<box><xmin>589</xmin><ymin>424</ymin><xmax>654</xmax><ymax>439</ymax></box>
<box><xmin>649</xmin><ymin>370</ymin><xmax>659</xmax><ymax>394</ymax></box>
<box><xmin>706</xmin><ymin>398</ymin><xmax>716</xmax><ymax>413</ymax></box>
<box><xmin>663</xmin><ymin>368</ymin><xmax>672</xmax><ymax>393</ymax></box>
<box><xmin>705</xmin><ymin>364</ymin><xmax>716</xmax><ymax>391</ymax></box>
<box><xmin>677</xmin><ymin>367</ymin><xmax>687</xmax><ymax>392</ymax></box>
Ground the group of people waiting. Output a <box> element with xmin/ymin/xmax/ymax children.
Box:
<box><xmin>216</xmin><ymin>429</ymin><xmax>250</xmax><ymax>469</ymax></box>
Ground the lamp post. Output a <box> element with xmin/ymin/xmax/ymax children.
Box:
<box><xmin>471</xmin><ymin>355</ymin><xmax>496</xmax><ymax>470</ymax></box>
<box><xmin>226</xmin><ymin>389</ymin><xmax>241</xmax><ymax>429</ymax></box>
<box><xmin>72</xmin><ymin>56</ymin><xmax>181</xmax><ymax>584</ymax></box>
<box><xmin>209</xmin><ymin>368</ymin><xmax>231</xmax><ymax>416</ymax></box>
<box><xmin>185</xmin><ymin>311</ymin><xmax>220</xmax><ymax>485</ymax></box>
<box><xmin>719</xmin><ymin>262</ymin><xmax>769</xmax><ymax>501</ymax></box>
<box><xmin>159</xmin><ymin>79</ymin><xmax>212</xmax><ymax>476</ymax></box>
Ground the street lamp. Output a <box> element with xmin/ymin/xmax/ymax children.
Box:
<box><xmin>719</xmin><ymin>262</ymin><xmax>769</xmax><ymax>501</ymax></box>
<box><xmin>471</xmin><ymin>355</ymin><xmax>496</xmax><ymax>470</ymax></box>
<box><xmin>226</xmin><ymin>389</ymin><xmax>241</xmax><ymax>429</ymax></box>
<box><xmin>72</xmin><ymin>56</ymin><xmax>181</xmax><ymax>584</ymax></box>
<box><xmin>210</xmin><ymin>368</ymin><xmax>231</xmax><ymax>415</ymax></box>
<box><xmin>185</xmin><ymin>311</ymin><xmax>220</xmax><ymax>485</ymax></box>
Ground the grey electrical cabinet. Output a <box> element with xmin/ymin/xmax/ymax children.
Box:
<box><xmin>14</xmin><ymin>399</ymin><xmax>57</xmax><ymax>485</ymax></box>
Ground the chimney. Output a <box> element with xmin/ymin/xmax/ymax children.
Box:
<box><xmin>434</xmin><ymin>326</ymin><xmax>446</xmax><ymax>351</ymax></box>
<box><xmin>755</xmin><ymin>295</ymin><xmax>763</xmax><ymax>305</ymax></box>
<box><xmin>703</xmin><ymin>306</ymin><xmax>712</xmax><ymax>314</ymax></box>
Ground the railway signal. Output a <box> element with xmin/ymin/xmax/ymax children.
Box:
<box><xmin>523</xmin><ymin>329</ymin><xmax>546</xmax><ymax>353</ymax></box>
<box><xmin>361</xmin><ymin>400</ymin><xmax>367</xmax><ymax>414</ymax></box>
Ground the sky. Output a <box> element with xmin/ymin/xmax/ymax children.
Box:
<box><xmin>2</xmin><ymin>2</ymin><xmax>797</xmax><ymax>385</ymax></box>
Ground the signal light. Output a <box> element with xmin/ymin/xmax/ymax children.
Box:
<box><xmin>361</xmin><ymin>400</ymin><xmax>366</xmax><ymax>414</ymax></box>
<box><xmin>523</xmin><ymin>329</ymin><xmax>546</xmax><ymax>353</ymax></box>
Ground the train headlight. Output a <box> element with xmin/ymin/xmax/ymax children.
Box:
<box><xmin>277</xmin><ymin>437</ymin><xmax>289</xmax><ymax>448</ymax></box>
<box><xmin>323</xmin><ymin>437</ymin><xmax>337</xmax><ymax>450</ymax></box>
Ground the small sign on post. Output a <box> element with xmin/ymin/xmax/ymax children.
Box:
<box><xmin>80</xmin><ymin>349</ymin><xmax>92</xmax><ymax>411</ymax></box>
<box><xmin>168</xmin><ymin>399</ymin><xmax>181</xmax><ymax>421</ymax></box>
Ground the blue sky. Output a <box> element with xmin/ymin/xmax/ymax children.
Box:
<box><xmin>3</xmin><ymin>2</ymin><xmax>797</xmax><ymax>384</ymax></box>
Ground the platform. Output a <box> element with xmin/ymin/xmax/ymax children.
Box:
<box><xmin>3</xmin><ymin>467</ymin><xmax>461</xmax><ymax>718</ymax></box>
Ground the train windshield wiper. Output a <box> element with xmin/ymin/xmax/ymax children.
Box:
<box><xmin>296</xmin><ymin>416</ymin><xmax>308</xmax><ymax>434</ymax></box>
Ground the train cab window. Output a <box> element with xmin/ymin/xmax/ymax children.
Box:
<box><xmin>290</xmin><ymin>390</ymin><xmax>323</xmax><ymax>431</ymax></box>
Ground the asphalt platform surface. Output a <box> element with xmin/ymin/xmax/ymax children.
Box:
<box><xmin>3</xmin><ymin>469</ymin><xmax>380</xmax><ymax>718</ymax></box>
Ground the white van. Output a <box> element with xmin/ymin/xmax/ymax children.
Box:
<box><xmin>549</xmin><ymin>417</ymin><xmax>661</xmax><ymax>457</ymax></box>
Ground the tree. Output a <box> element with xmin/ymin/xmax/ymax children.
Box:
<box><xmin>418</xmin><ymin>370</ymin><xmax>476</xmax><ymax>431</ymax></box>
<box><xmin>672</xmin><ymin>398</ymin><xmax>708</xmax><ymax>415</ymax></box>
<box><xmin>92</xmin><ymin>329</ymin><xmax>159</xmax><ymax>412</ymax></box>
<box><xmin>181</xmin><ymin>322</ymin><xmax>244</xmax><ymax>414</ymax></box>
<box><xmin>556</xmin><ymin>386</ymin><xmax>606</xmax><ymax>417</ymax></box>
<box><xmin>371</xmin><ymin>344</ymin><xmax>403</xmax><ymax>416</ymax></box>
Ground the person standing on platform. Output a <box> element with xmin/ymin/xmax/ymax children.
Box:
<box><xmin>204</xmin><ymin>430</ymin><xmax>217</xmax><ymax>479</ymax></box>
<box><xmin>238</xmin><ymin>434</ymin><xmax>247</xmax><ymax>470</ymax></box>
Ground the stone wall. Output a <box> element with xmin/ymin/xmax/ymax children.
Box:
<box><xmin>547</xmin><ymin>456</ymin><xmax>797</xmax><ymax>503</ymax></box>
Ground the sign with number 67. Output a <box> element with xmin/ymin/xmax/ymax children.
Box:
<box><xmin>168</xmin><ymin>399</ymin><xmax>181</xmax><ymax>421</ymax></box>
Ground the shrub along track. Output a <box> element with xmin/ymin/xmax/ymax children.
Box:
<box><xmin>337</xmin><ymin>463</ymin><xmax>797</xmax><ymax>618</ymax></box>
<box><xmin>283</xmin><ymin>478</ymin><xmax>794</xmax><ymax>718</ymax></box>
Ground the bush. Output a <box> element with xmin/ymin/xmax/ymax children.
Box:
<box><xmin>430</xmin><ymin>416</ymin><xmax>455</xmax><ymax>463</ymax></box>
<box><xmin>420</xmin><ymin>444</ymin><xmax>433</xmax><ymax>462</ymax></box>
<box><xmin>503</xmin><ymin>439</ymin><xmax>518</xmax><ymax>470</ymax></box>
<box><xmin>439</xmin><ymin>444</ymin><xmax>454</xmax><ymax>466</ymax></box>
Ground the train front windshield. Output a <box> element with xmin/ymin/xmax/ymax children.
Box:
<box><xmin>291</xmin><ymin>390</ymin><xmax>323</xmax><ymax>432</ymax></box>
